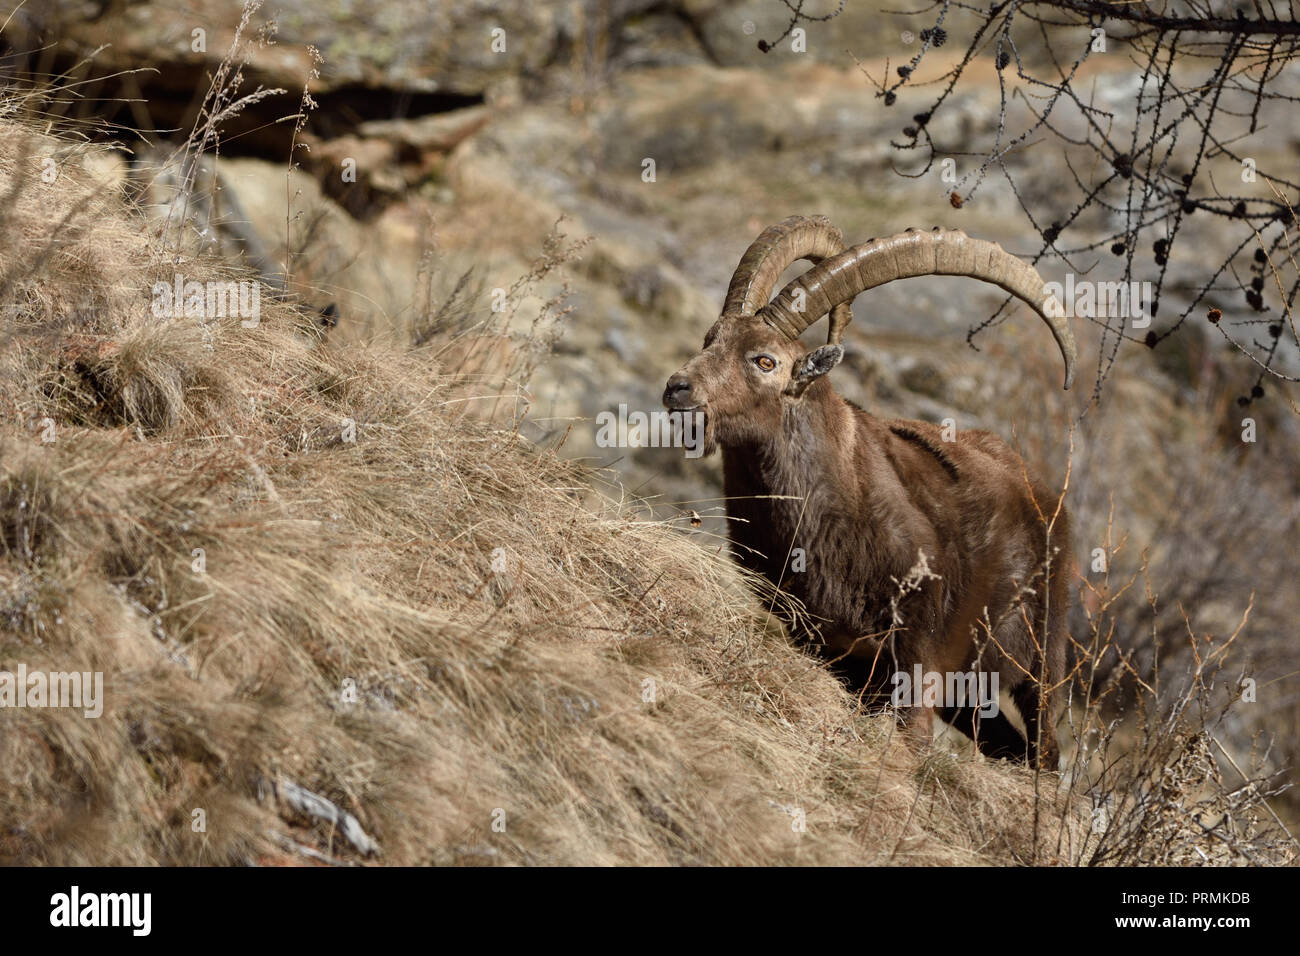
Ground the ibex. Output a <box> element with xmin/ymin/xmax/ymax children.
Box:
<box><xmin>663</xmin><ymin>216</ymin><xmax>1075</xmax><ymax>768</ymax></box>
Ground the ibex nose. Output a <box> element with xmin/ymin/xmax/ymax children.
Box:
<box><xmin>663</xmin><ymin>374</ymin><xmax>694</xmax><ymax>409</ymax></box>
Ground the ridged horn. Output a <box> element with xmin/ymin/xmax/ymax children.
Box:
<box><xmin>722</xmin><ymin>215</ymin><xmax>853</xmax><ymax>336</ymax></box>
<box><xmin>758</xmin><ymin>226</ymin><xmax>1076</xmax><ymax>389</ymax></box>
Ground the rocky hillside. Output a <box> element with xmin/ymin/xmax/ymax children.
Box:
<box><xmin>2</xmin><ymin>0</ymin><xmax>1297</xmax><ymax>852</ymax></box>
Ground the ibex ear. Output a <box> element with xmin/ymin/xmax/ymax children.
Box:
<box><xmin>784</xmin><ymin>344</ymin><xmax>843</xmax><ymax>397</ymax></box>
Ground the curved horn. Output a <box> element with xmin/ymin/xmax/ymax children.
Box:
<box><xmin>723</xmin><ymin>215</ymin><xmax>849</xmax><ymax>317</ymax></box>
<box><xmin>758</xmin><ymin>227</ymin><xmax>1076</xmax><ymax>390</ymax></box>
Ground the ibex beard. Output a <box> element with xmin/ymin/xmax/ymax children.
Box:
<box><xmin>665</xmin><ymin>217</ymin><xmax>1076</xmax><ymax>769</ymax></box>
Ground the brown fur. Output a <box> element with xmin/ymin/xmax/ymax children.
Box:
<box><xmin>665</xmin><ymin>316</ymin><xmax>1070</xmax><ymax>767</ymax></box>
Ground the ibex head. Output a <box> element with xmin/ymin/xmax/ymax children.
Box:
<box><xmin>663</xmin><ymin>216</ymin><xmax>1076</xmax><ymax>454</ymax></box>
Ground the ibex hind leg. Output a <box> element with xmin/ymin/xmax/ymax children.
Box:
<box><xmin>1011</xmin><ymin>679</ymin><xmax>1061</xmax><ymax>770</ymax></box>
<box><xmin>939</xmin><ymin>705</ymin><xmax>1029</xmax><ymax>761</ymax></box>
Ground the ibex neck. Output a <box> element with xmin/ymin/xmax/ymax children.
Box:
<box><xmin>720</xmin><ymin>386</ymin><xmax>866</xmax><ymax>594</ymax></box>
<box><xmin>725</xmin><ymin>386</ymin><xmax>861</xmax><ymax>501</ymax></box>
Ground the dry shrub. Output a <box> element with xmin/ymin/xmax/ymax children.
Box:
<box><xmin>974</xmin><ymin>327</ymin><xmax>1299</xmax><ymax>845</ymax></box>
<box><xmin>408</xmin><ymin>216</ymin><xmax>593</xmax><ymax>427</ymax></box>
<box><xmin>1065</xmin><ymin>553</ymin><xmax>1293</xmax><ymax>865</ymax></box>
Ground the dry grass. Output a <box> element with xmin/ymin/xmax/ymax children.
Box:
<box><xmin>0</xmin><ymin>117</ymin><xmax>1115</xmax><ymax>866</ymax></box>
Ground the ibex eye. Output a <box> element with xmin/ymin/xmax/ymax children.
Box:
<box><xmin>753</xmin><ymin>355</ymin><xmax>777</xmax><ymax>372</ymax></box>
